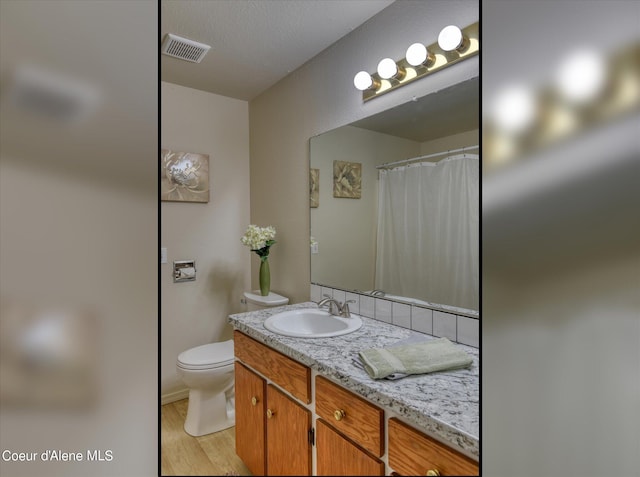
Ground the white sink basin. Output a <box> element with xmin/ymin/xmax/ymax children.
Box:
<box><xmin>264</xmin><ymin>308</ymin><xmax>363</xmax><ymax>338</ymax></box>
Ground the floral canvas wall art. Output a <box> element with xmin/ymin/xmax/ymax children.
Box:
<box><xmin>161</xmin><ymin>149</ymin><xmax>210</xmax><ymax>203</ymax></box>
<box><xmin>333</xmin><ymin>160</ymin><xmax>361</xmax><ymax>199</ymax></box>
<box><xmin>310</xmin><ymin>168</ymin><xmax>319</xmax><ymax>208</ymax></box>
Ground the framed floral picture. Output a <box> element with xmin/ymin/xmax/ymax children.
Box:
<box><xmin>310</xmin><ymin>168</ymin><xmax>319</xmax><ymax>208</ymax></box>
<box><xmin>161</xmin><ymin>149</ymin><xmax>210</xmax><ymax>203</ymax></box>
<box><xmin>333</xmin><ymin>160</ymin><xmax>361</xmax><ymax>199</ymax></box>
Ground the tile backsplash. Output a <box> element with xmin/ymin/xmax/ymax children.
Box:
<box><xmin>310</xmin><ymin>284</ymin><xmax>479</xmax><ymax>348</ymax></box>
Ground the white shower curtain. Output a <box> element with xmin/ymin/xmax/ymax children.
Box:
<box><xmin>375</xmin><ymin>154</ymin><xmax>479</xmax><ymax>310</ymax></box>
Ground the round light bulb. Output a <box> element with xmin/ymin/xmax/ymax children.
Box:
<box><xmin>406</xmin><ymin>43</ymin><xmax>428</xmax><ymax>66</ymax></box>
<box><xmin>491</xmin><ymin>85</ymin><xmax>538</xmax><ymax>135</ymax></box>
<box><xmin>438</xmin><ymin>25</ymin><xmax>463</xmax><ymax>51</ymax></box>
<box><xmin>555</xmin><ymin>49</ymin><xmax>606</xmax><ymax>104</ymax></box>
<box><xmin>353</xmin><ymin>71</ymin><xmax>373</xmax><ymax>91</ymax></box>
<box><xmin>377</xmin><ymin>58</ymin><xmax>398</xmax><ymax>79</ymax></box>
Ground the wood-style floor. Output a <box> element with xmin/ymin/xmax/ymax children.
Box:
<box><xmin>161</xmin><ymin>399</ymin><xmax>252</xmax><ymax>476</ymax></box>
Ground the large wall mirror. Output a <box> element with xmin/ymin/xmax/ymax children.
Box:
<box><xmin>310</xmin><ymin>76</ymin><xmax>479</xmax><ymax>312</ymax></box>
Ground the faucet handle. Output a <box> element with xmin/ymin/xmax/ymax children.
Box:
<box><xmin>340</xmin><ymin>300</ymin><xmax>356</xmax><ymax>318</ymax></box>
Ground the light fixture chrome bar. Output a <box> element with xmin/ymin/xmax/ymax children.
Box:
<box><xmin>483</xmin><ymin>42</ymin><xmax>640</xmax><ymax>171</ymax></box>
<box><xmin>362</xmin><ymin>22</ymin><xmax>479</xmax><ymax>101</ymax></box>
<box><xmin>376</xmin><ymin>145</ymin><xmax>479</xmax><ymax>170</ymax></box>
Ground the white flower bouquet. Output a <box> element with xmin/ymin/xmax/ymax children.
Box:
<box><xmin>241</xmin><ymin>224</ymin><xmax>276</xmax><ymax>261</ymax></box>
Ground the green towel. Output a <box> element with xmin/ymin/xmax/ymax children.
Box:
<box><xmin>358</xmin><ymin>337</ymin><xmax>473</xmax><ymax>380</ymax></box>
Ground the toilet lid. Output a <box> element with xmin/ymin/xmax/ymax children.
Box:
<box><xmin>177</xmin><ymin>340</ymin><xmax>234</xmax><ymax>370</ymax></box>
<box><xmin>243</xmin><ymin>291</ymin><xmax>289</xmax><ymax>306</ymax></box>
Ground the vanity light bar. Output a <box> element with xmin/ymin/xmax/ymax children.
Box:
<box><xmin>483</xmin><ymin>41</ymin><xmax>640</xmax><ymax>170</ymax></box>
<box><xmin>355</xmin><ymin>22</ymin><xmax>479</xmax><ymax>101</ymax></box>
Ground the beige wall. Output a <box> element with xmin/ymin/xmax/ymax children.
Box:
<box><xmin>310</xmin><ymin>126</ymin><xmax>419</xmax><ymax>291</ymax></box>
<box><xmin>161</xmin><ymin>82</ymin><xmax>250</xmax><ymax>396</ymax></box>
<box><xmin>249</xmin><ymin>0</ymin><xmax>479</xmax><ymax>304</ymax></box>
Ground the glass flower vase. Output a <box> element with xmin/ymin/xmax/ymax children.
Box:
<box><xmin>259</xmin><ymin>257</ymin><xmax>270</xmax><ymax>296</ymax></box>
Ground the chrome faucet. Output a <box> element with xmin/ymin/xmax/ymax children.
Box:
<box><xmin>317</xmin><ymin>295</ymin><xmax>341</xmax><ymax>315</ymax></box>
<box><xmin>317</xmin><ymin>294</ymin><xmax>355</xmax><ymax>318</ymax></box>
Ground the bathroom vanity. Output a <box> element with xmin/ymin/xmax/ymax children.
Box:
<box><xmin>228</xmin><ymin>302</ymin><xmax>479</xmax><ymax>476</ymax></box>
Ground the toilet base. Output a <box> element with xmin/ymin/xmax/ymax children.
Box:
<box><xmin>183</xmin><ymin>387</ymin><xmax>235</xmax><ymax>437</ymax></box>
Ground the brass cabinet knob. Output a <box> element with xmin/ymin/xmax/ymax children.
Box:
<box><xmin>334</xmin><ymin>409</ymin><xmax>346</xmax><ymax>421</ymax></box>
<box><xmin>426</xmin><ymin>470</ymin><xmax>440</xmax><ymax>476</ymax></box>
<box><xmin>251</xmin><ymin>396</ymin><xmax>258</xmax><ymax>406</ymax></box>
<box><xmin>266</xmin><ymin>409</ymin><xmax>275</xmax><ymax>419</ymax></box>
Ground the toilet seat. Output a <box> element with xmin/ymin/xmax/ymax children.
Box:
<box><xmin>177</xmin><ymin>340</ymin><xmax>234</xmax><ymax>370</ymax></box>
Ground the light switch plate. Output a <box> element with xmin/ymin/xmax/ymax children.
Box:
<box><xmin>161</xmin><ymin>247</ymin><xmax>167</xmax><ymax>264</ymax></box>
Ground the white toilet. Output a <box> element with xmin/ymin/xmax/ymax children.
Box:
<box><xmin>243</xmin><ymin>290</ymin><xmax>289</xmax><ymax>311</ymax></box>
<box><xmin>177</xmin><ymin>293</ymin><xmax>288</xmax><ymax>437</ymax></box>
<box><xmin>176</xmin><ymin>339</ymin><xmax>235</xmax><ymax>437</ymax></box>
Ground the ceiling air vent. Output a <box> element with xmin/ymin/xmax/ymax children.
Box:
<box><xmin>161</xmin><ymin>34</ymin><xmax>211</xmax><ymax>63</ymax></box>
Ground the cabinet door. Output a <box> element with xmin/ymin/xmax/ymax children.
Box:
<box><xmin>234</xmin><ymin>362</ymin><xmax>266</xmax><ymax>476</ymax></box>
<box><xmin>266</xmin><ymin>384</ymin><xmax>311</xmax><ymax>475</ymax></box>
<box><xmin>316</xmin><ymin>419</ymin><xmax>384</xmax><ymax>476</ymax></box>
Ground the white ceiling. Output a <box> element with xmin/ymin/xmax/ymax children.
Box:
<box><xmin>161</xmin><ymin>0</ymin><xmax>395</xmax><ymax>101</ymax></box>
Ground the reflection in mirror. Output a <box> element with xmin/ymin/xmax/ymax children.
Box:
<box><xmin>310</xmin><ymin>77</ymin><xmax>479</xmax><ymax>312</ymax></box>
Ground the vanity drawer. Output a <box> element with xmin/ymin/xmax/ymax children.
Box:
<box><xmin>388</xmin><ymin>418</ymin><xmax>478</xmax><ymax>476</ymax></box>
<box><xmin>315</xmin><ymin>376</ymin><xmax>384</xmax><ymax>457</ymax></box>
<box><xmin>234</xmin><ymin>331</ymin><xmax>311</xmax><ymax>403</ymax></box>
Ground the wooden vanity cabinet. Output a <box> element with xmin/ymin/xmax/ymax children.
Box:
<box><xmin>234</xmin><ymin>330</ymin><xmax>478</xmax><ymax>476</ymax></box>
<box><xmin>388</xmin><ymin>418</ymin><xmax>479</xmax><ymax>476</ymax></box>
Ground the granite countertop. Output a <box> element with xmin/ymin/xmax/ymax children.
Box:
<box><xmin>228</xmin><ymin>302</ymin><xmax>479</xmax><ymax>459</ymax></box>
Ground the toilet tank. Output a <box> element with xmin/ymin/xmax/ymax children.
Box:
<box><xmin>243</xmin><ymin>291</ymin><xmax>289</xmax><ymax>311</ymax></box>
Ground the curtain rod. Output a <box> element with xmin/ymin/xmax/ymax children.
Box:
<box><xmin>376</xmin><ymin>145</ymin><xmax>479</xmax><ymax>170</ymax></box>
